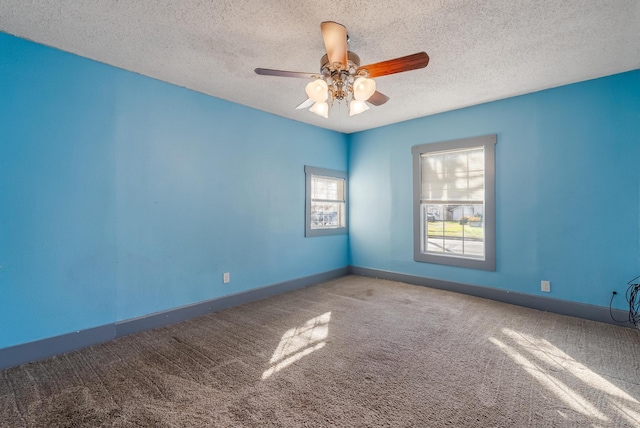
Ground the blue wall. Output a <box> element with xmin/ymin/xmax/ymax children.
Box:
<box><xmin>1</xmin><ymin>30</ymin><xmax>638</xmax><ymax>352</ymax></box>
<box><xmin>0</xmin><ymin>33</ymin><xmax>348</xmax><ymax>349</ymax></box>
<box><xmin>349</xmin><ymin>70</ymin><xmax>640</xmax><ymax>309</ymax></box>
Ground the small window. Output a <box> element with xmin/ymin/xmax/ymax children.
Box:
<box><xmin>305</xmin><ymin>166</ymin><xmax>347</xmax><ymax>237</ymax></box>
<box><xmin>412</xmin><ymin>135</ymin><xmax>496</xmax><ymax>270</ymax></box>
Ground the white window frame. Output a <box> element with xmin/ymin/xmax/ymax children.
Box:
<box><xmin>412</xmin><ymin>135</ymin><xmax>496</xmax><ymax>271</ymax></box>
<box><xmin>305</xmin><ymin>166</ymin><xmax>348</xmax><ymax>237</ymax></box>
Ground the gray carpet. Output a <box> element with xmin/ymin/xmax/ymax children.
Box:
<box><xmin>1</xmin><ymin>275</ymin><xmax>640</xmax><ymax>427</ymax></box>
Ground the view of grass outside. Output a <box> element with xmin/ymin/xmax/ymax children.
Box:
<box><xmin>427</xmin><ymin>220</ymin><xmax>484</xmax><ymax>240</ymax></box>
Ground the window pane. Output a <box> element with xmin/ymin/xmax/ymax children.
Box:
<box><xmin>312</xmin><ymin>176</ymin><xmax>344</xmax><ymax>201</ymax></box>
<box><xmin>422</xmin><ymin>203</ymin><xmax>484</xmax><ymax>259</ymax></box>
<box><xmin>421</xmin><ymin>147</ymin><xmax>484</xmax><ymax>202</ymax></box>
<box><xmin>420</xmin><ymin>146</ymin><xmax>485</xmax><ymax>260</ymax></box>
<box><xmin>305</xmin><ymin>166</ymin><xmax>348</xmax><ymax>237</ymax></box>
<box><xmin>311</xmin><ymin>175</ymin><xmax>345</xmax><ymax>229</ymax></box>
<box><xmin>310</xmin><ymin>202</ymin><xmax>344</xmax><ymax>229</ymax></box>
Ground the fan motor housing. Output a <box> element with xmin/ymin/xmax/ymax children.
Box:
<box><xmin>319</xmin><ymin>51</ymin><xmax>363</xmax><ymax>102</ymax></box>
<box><xmin>320</xmin><ymin>51</ymin><xmax>361</xmax><ymax>74</ymax></box>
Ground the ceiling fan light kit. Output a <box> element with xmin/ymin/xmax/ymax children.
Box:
<box><xmin>309</xmin><ymin>100</ymin><xmax>329</xmax><ymax>118</ymax></box>
<box><xmin>349</xmin><ymin>99</ymin><xmax>369</xmax><ymax>116</ymax></box>
<box><xmin>353</xmin><ymin>77</ymin><xmax>376</xmax><ymax>101</ymax></box>
<box><xmin>305</xmin><ymin>79</ymin><xmax>329</xmax><ymax>102</ymax></box>
<box><xmin>255</xmin><ymin>21</ymin><xmax>429</xmax><ymax>119</ymax></box>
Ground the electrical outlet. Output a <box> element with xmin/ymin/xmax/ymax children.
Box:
<box><xmin>541</xmin><ymin>280</ymin><xmax>550</xmax><ymax>292</ymax></box>
<box><xmin>223</xmin><ymin>272</ymin><xmax>230</xmax><ymax>284</ymax></box>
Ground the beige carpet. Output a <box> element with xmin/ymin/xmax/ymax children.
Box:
<box><xmin>1</xmin><ymin>275</ymin><xmax>640</xmax><ymax>427</ymax></box>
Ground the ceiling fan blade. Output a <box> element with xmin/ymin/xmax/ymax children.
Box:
<box><xmin>357</xmin><ymin>52</ymin><xmax>430</xmax><ymax>78</ymax></box>
<box><xmin>255</xmin><ymin>68</ymin><xmax>317</xmax><ymax>79</ymax></box>
<box><xmin>321</xmin><ymin>21</ymin><xmax>348</xmax><ymax>68</ymax></box>
<box><xmin>367</xmin><ymin>91</ymin><xmax>390</xmax><ymax>106</ymax></box>
<box><xmin>296</xmin><ymin>98</ymin><xmax>314</xmax><ymax>110</ymax></box>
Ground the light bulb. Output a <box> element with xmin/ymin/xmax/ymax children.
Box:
<box><xmin>349</xmin><ymin>100</ymin><xmax>369</xmax><ymax>116</ymax></box>
<box><xmin>353</xmin><ymin>77</ymin><xmax>376</xmax><ymax>101</ymax></box>
<box><xmin>305</xmin><ymin>79</ymin><xmax>328</xmax><ymax>102</ymax></box>
<box><xmin>310</xmin><ymin>101</ymin><xmax>329</xmax><ymax>118</ymax></box>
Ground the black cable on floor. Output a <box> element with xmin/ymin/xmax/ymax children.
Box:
<box><xmin>609</xmin><ymin>292</ymin><xmax>627</xmax><ymax>323</ymax></box>
<box><xmin>610</xmin><ymin>275</ymin><xmax>640</xmax><ymax>327</ymax></box>
<box><xmin>627</xmin><ymin>275</ymin><xmax>640</xmax><ymax>327</ymax></box>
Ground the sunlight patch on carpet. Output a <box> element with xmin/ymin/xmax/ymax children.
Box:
<box><xmin>501</xmin><ymin>328</ymin><xmax>638</xmax><ymax>404</ymax></box>
<box><xmin>262</xmin><ymin>312</ymin><xmax>331</xmax><ymax>380</ymax></box>
<box><xmin>609</xmin><ymin>399</ymin><xmax>640</xmax><ymax>426</ymax></box>
<box><xmin>489</xmin><ymin>337</ymin><xmax>608</xmax><ymax>421</ymax></box>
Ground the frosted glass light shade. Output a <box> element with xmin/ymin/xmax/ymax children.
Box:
<box><xmin>305</xmin><ymin>79</ymin><xmax>329</xmax><ymax>102</ymax></box>
<box><xmin>353</xmin><ymin>77</ymin><xmax>376</xmax><ymax>101</ymax></box>
<box><xmin>349</xmin><ymin>100</ymin><xmax>369</xmax><ymax>116</ymax></box>
<box><xmin>310</xmin><ymin>101</ymin><xmax>329</xmax><ymax>118</ymax></box>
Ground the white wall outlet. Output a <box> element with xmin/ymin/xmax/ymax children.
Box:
<box><xmin>541</xmin><ymin>280</ymin><xmax>551</xmax><ymax>292</ymax></box>
<box><xmin>223</xmin><ymin>272</ymin><xmax>230</xmax><ymax>284</ymax></box>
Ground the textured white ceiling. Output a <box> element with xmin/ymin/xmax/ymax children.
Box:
<box><xmin>1</xmin><ymin>0</ymin><xmax>638</xmax><ymax>133</ymax></box>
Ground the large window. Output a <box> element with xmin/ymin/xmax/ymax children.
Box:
<box><xmin>412</xmin><ymin>135</ymin><xmax>496</xmax><ymax>270</ymax></box>
<box><xmin>305</xmin><ymin>166</ymin><xmax>347</xmax><ymax>237</ymax></box>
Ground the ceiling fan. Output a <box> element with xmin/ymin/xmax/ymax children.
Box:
<box><xmin>255</xmin><ymin>21</ymin><xmax>430</xmax><ymax>118</ymax></box>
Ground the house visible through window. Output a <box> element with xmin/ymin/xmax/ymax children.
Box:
<box><xmin>305</xmin><ymin>166</ymin><xmax>347</xmax><ymax>237</ymax></box>
<box><xmin>412</xmin><ymin>135</ymin><xmax>496</xmax><ymax>270</ymax></box>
